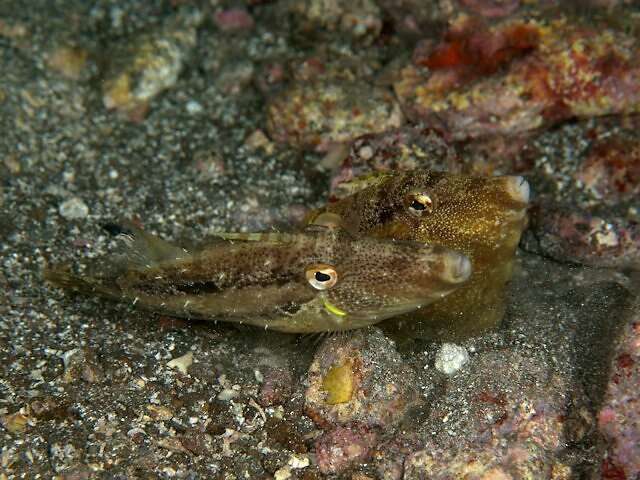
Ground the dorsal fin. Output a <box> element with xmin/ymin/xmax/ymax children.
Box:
<box><xmin>208</xmin><ymin>232</ymin><xmax>296</xmax><ymax>244</ymax></box>
<box><xmin>106</xmin><ymin>220</ymin><xmax>189</xmax><ymax>269</ymax></box>
<box><xmin>305</xmin><ymin>212</ymin><xmax>343</xmax><ymax>231</ymax></box>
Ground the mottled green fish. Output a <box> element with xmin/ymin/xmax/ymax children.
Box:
<box><xmin>45</xmin><ymin>223</ymin><xmax>472</xmax><ymax>333</ymax></box>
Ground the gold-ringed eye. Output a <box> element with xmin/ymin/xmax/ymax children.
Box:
<box><xmin>405</xmin><ymin>191</ymin><xmax>434</xmax><ymax>216</ymax></box>
<box><xmin>305</xmin><ymin>263</ymin><xmax>338</xmax><ymax>290</ymax></box>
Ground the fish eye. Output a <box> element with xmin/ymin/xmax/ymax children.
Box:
<box><xmin>405</xmin><ymin>191</ymin><xmax>434</xmax><ymax>216</ymax></box>
<box><xmin>305</xmin><ymin>263</ymin><xmax>338</xmax><ymax>290</ymax></box>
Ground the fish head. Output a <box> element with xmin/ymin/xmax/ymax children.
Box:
<box><xmin>303</xmin><ymin>231</ymin><xmax>472</xmax><ymax>328</ymax></box>
<box><xmin>317</xmin><ymin>170</ymin><xmax>530</xmax><ymax>260</ymax></box>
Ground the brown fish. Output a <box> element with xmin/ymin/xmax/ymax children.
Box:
<box><xmin>45</xmin><ymin>223</ymin><xmax>471</xmax><ymax>333</ymax></box>
<box><xmin>307</xmin><ymin>170</ymin><xmax>530</xmax><ymax>339</ymax></box>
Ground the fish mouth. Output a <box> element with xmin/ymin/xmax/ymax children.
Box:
<box><xmin>504</xmin><ymin>175</ymin><xmax>531</xmax><ymax>204</ymax></box>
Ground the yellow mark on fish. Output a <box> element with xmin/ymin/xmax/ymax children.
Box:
<box><xmin>323</xmin><ymin>298</ymin><xmax>347</xmax><ymax>318</ymax></box>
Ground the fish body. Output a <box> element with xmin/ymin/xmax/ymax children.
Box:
<box><xmin>307</xmin><ymin>170</ymin><xmax>530</xmax><ymax>339</ymax></box>
<box><xmin>46</xmin><ymin>224</ymin><xmax>471</xmax><ymax>333</ymax></box>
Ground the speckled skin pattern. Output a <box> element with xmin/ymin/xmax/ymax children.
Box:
<box><xmin>46</xmin><ymin>226</ymin><xmax>470</xmax><ymax>333</ymax></box>
<box><xmin>308</xmin><ymin>170</ymin><xmax>530</xmax><ymax>339</ymax></box>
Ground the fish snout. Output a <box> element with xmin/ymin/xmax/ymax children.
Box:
<box><xmin>441</xmin><ymin>251</ymin><xmax>472</xmax><ymax>284</ymax></box>
<box><xmin>503</xmin><ymin>175</ymin><xmax>531</xmax><ymax>204</ymax></box>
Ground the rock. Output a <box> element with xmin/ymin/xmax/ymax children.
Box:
<box><xmin>146</xmin><ymin>404</ymin><xmax>174</xmax><ymax>421</ymax></box>
<box><xmin>102</xmin><ymin>8</ymin><xmax>201</xmax><ymax>116</ymax></box>
<box><xmin>214</xmin><ymin>8</ymin><xmax>254</xmax><ymax>32</ymax></box>
<box><xmin>60</xmin><ymin>348</ymin><xmax>103</xmax><ymax>383</ymax></box>
<box><xmin>459</xmin><ymin>0</ymin><xmax>520</xmax><ymax>18</ymax></box>
<box><xmin>255</xmin><ymin>349</ymin><xmax>294</xmax><ymax>407</ymax></box>
<box><xmin>372</xmin><ymin>435</ymin><xmax>421</xmax><ymax>480</ymax></box>
<box><xmin>377</xmin><ymin>0</ymin><xmax>539</xmax><ymax>37</ymax></box>
<box><xmin>576</xmin><ymin>136</ymin><xmax>640</xmax><ymax>205</ymax></box>
<box><xmin>375</xmin><ymin>0</ymin><xmax>449</xmax><ymax>37</ymax></box>
<box><xmin>305</xmin><ymin>328</ymin><xmax>421</xmax><ymax>429</ymax></box>
<box><xmin>404</xmin><ymin>440</ymin><xmax>572</xmax><ymax>479</ymax></box>
<box><xmin>520</xmin><ymin>120</ymin><xmax>640</xmax><ymax>270</ymax></box>
<box><xmin>266</xmin><ymin>80</ymin><xmax>403</xmax><ymax>150</ymax></box>
<box><xmin>46</xmin><ymin>45</ymin><xmax>90</xmax><ymax>80</ymax></box>
<box><xmin>314</xmin><ymin>424</ymin><xmax>378</xmax><ymax>475</ymax></box>
<box><xmin>328</xmin><ymin>126</ymin><xmax>461</xmax><ymax>200</ymax></box>
<box><xmin>597</xmin><ymin>295</ymin><xmax>640</xmax><ymax>479</ymax></box>
<box><xmin>166</xmin><ymin>350</ymin><xmax>193</xmax><ymax>375</ymax></box>
<box><xmin>283</xmin><ymin>0</ymin><xmax>382</xmax><ymax>43</ymax></box>
<box><xmin>395</xmin><ymin>13</ymin><xmax>640</xmax><ymax>141</ymax></box>
<box><xmin>1</xmin><ymin>411</ymin><xmax>29</xmax><ymax>433</ymax></box>
<box><xmin>58</xmin><ymin>197</ymin><xmax>89</xmax><ymax>220</ymax></box>
<box><xmin>434</xmin><ymin>343</ymin><xmax>469</xmax><ymax>375</ymax></box>
<box><xmin>526</xmin><ymin>205</ymin><xmax>640</xmax><ymax>270</ymax></box>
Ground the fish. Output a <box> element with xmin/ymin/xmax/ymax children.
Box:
<box><xmin>306</xmin><ymin>170</ymin><xmax>530</xmax><ymax>339</ymax></box>
<box><xmin>45</xmin><ymin>222</ymin><xmax>472</xmax><ymax>334</ymax></box>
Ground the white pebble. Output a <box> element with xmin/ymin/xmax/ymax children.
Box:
<box><xmin>288</xmin><ymin>454</ymin><xmax>310</xmax><ymax>469</ymax></box>
<box><xmin>434</xmin><ymin>343</ymin><xmax>469</xmax><ymax>375</ymax></box>
<box><xmin>186</xmin><ymin>100</ymin><xmax>203</xmax><ymax>114</ymax></box>
<box><xmin>166</xmin><ymin>351</ymin><xmax>193</xmax><ymax>375</ymax></box>
<box><xmin>59</xmin><ymin>197</ymin><xmax>89</xmax><ymax>220</ymax></box>
<box><xmin>274</xmin><ymin>466</ymin><xmax>291</xmax><ymax>480</ymax></box>
<box><xmin>217</xmin><ymin>388</ymin><xmax>239</xmax><ymax>401</ymax></box>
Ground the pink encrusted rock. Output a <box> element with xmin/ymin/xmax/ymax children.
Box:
<box><xmin>526</xmin><ymin>205</ymin><xmax>640</xmax><ymax>270</ymax></box>
<box><xmin>314</xmin><ymin>424</ymin><xmax>378</xmax><ymax>475</ymax></box>
<box><xmin>597</xmin><ymin>298</ymin><xmax>640</xmax><ymax>479</ymax></box>
<box><xmin>459</xmin><ymin>0</ymin><xmax>520</xmax><ymax>18</ymax></box>
<box><xmin>327</xmin><ymin>126</ymin><xmax>461</xmax><ymax>200</ymax></box>
<box><xmin>403</xmin><ymin>441</ymin><xmax>572</xmax><ymax>479</ymax></box>
<box><xmin>520</xmin><ymin>121</ymin><xmax>640</xmax><ymax>270</ymax></box>
<box><xmin>304</xmin><ymin>328</ymin><xmax>421</xmax><ymax>430</ymax></box>
<box><xmin>283</xmin><ymin>0</ymin><xmax>382</xmax><ymax>43</ymax></box>
<box><xmin>576</xmin><ymin>137</ymin><xmax>640</xmax><ymax>205</ymax></box>
<box><xmin>254</xmin><ymin>348</ymin><xmax>294</xmax><ymax>407</ymax></box>
<box><xmin>266</xmin><ymin>80</ymin><xmax>403</xmax><ymax>151</ymax></box>
<box><xmin>395</xmin><ymin>14</ymin><xmax>640</xmax><ymax>141</ymax></box>
<box><xmin>214</xmin><ymin>9</ymin><xmax>254</xmax><ymax>32</ymax></box>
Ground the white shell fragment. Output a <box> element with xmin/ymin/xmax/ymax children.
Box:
<box><xmin>166</xmin><ymin>351</ymin><xmax>193</xmax><ymax>375</ymax></box>
<box><xmin>59</xmin><ymin>197</ymin><xmax>89</xmax><ymax>220</ymax></box>
<box><xmin>434</xmin><ymin>343</ymin><xmax>469</xmax><ymax>375</ymax></box>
